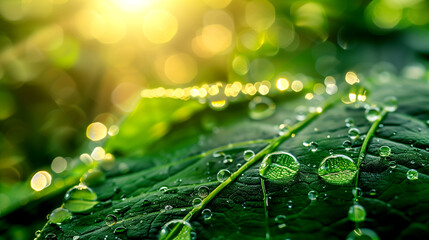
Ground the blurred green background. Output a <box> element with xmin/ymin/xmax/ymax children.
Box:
<box><xmin>1</xmin><ymin>0</ymin><xmax>429</xmax><ymax>239</ymax></box>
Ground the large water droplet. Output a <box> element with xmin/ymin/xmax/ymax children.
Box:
<box><xmin>318</xmin><ymin>154</ymin><xmax>358</xmax><ymax>185</ymax></box>
<box><xmin>217</xmin><ymin>169</ymin><xmax>231</xmax><ymax>182</ymax></box>
<box><xmin>248</xmin><ymin>96</ymin><xmax>276</xmax><ymax>120</ymax></box>
<box><xmin>81</xmin><ymin>168</ymin><xmax>106</xmax><ymax>187</ymax></box>
<box><xmin>346</xmin><ymin>228</ymin><xmax>380</xmax><ymax>240</ymax></box>
<box><xmin>365</xmin><ymin>107</ymin><xmax>381</xmax><ymax>122</ymax></box>
<box><xmin>384</xmin><ymin>96</ymin><xmax>397</xmax><ymax>112</ymax></box>
<box><xmin>49</xmin><ymin>208</ymin><xmax>72</xmax><ymax>225</ymax></box>
<box><xmin>63</xmin><ymin>185</ymin><xmax>98</xmax><ymax>212</ymax></box>
<box><xmin>345</xmin><ymin>117</ymin><xmax>354</xmax><ymax>128</ymax></box>
<box><xmin>202</xmin><ymin>209</ymin><xmax>212</xmax><ymax>220</ymax></box>
<box><xmin>198</xmin><ymin>186</ymin><xmax>209</xmax><ymax>198</ymax></box>
<box><xmin>308</xmin><ymin>190</ymin><xmax>318</xmax><ymax>201</ymax></box>
<box><xmin>348</xmin><ymin>128</ymin><xmax>360</xmax><ymax>140</ymax></box>
<box><xmin>159</xmin><ymin>220</ymin><xmax>195</xmax><ymax>240</ymax></box>
<box><xmin>192</xmin><ymin>198</ymin><xmax>202</xmax><ymax>206</ymax></box>
<box><xmin>114</xmin><ymin>226</ymin><xmax>127</xmax><ymax>234</ymax></box>
<box><xmin>243</xmin><ymin>150</ymin><xmax>255</xmax><ymax>161</ymax></box>
<box><xmin>407</xmin><ymin>169</ymin><xmax>418</xmax><ymax>180</ymax></box>
<box><xmin>259</xmin><ymin>152</ymin><xmax>300</xmax><ymax>181</ymax></box>
<box><xmin>378</xmin><ymin>146</ymin><xmax>391</xmax><ymax>157</ymax></box>
<box><xmin>105</xmin><ymin>214</ymin><xmax>117</xmax><ymax>226</ymax></box>
<box><xmin>348</xmin><ymin>204</ymin><xmax>366</xmax><ymax>222</ymax></box>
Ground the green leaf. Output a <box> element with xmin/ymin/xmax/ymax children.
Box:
<box><xmin>39</xmin><ymin>80</ymin><xmax>429</xmax><ymax>240</ymax></box>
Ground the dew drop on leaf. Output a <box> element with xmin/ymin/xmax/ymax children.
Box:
<box><xmin>159</xmin><ymin>186</ymin><xmax>169</xmax><ymax>193</ymax></box>
<box><xmin>308</xmin><ymin>190</ymin><xmax>318</xmax><ymax>201</ymax></box>
<box><xmin>274</xmin><ymin>215</ymin><xmax>287</xmax><ymax>229</ymax></box>
<box><xmin>202</xmin><ymin>209</ymin><xmax>212</xmax><ymax>220</ymax></box>
<box><xmin>407</xmin><ymin>169</ymin><xmax>418</xmax><ymax>180</ymax></box>
<box><xmin>389</xmin><ymin>161</ymin><xmax>397</xmax><ymax>168</ymax></box>
<box><xmin>159</xmin><ymin>220</ymin><xmax>195</xmax><ymax>240</ymax></box>
<box><xmin>348</xmin><ymin>128</ymin><xmax>360</xmax><ymax>140</ymax></box>
<box><xmin>197</xmin><ymin>186</ymin><xmax>209</xmax><ymax>198</ymax></box>
<box><xmin>295</xmin><ymin>105</ymin><xmax>307</xmax><ymax>121</ymax></box>
<box><xmin>114</xmin><ymin>226</ymin><xmax>127</xmax><ymax>234</ymax></box>
<box><xmin>365</xmin><ymin>107</ymin><xmax>381</xmax><ymax>122</ymax></box>
<box><xmin>348</xmin><ymin>204</ymin><xmax>366</xmax><ymax>222</ymax></box>
<box><xmin>248</xmin><ymin>96</ymin><xmax>276</xmax><ymax>120</ymax></box>
<box><xmin>343</xmin><ymin>140</ymin><xmax>352</xmax><ymax>151</ymax></box>
<box><xmin>379</xmin><ymin>146</ymin><xmax>391</xmax><ymax>157</ymax></box>
<box><xmin>217</xmin><ymin>169</ymin><xmax>231</xmax><ymax>182</ymax></box>
<box><xmin>49</xmin><ymin>208</ymin><xmax>72</xmax><ymax>225</ymax></box>
<box><xmin>63</xmin><ymin>185</ymin><xmax>98</xmax><ymax>212</ymax></box>
<box><xmin>309</xmin><ymin>141</ymin><xmax>318</xmax><ymax>152</ymax></box>
<box><xmin>345</xmin><ymin>117</ymin><xmax>354</xmax><ymax>128</ymax></box>
<box><xmin>164</xmin><ymin>205</ymin><xmax>173</xmax><ymax>211</ymax></box>
<box><xmin>45</xmin><ymin>233</ymin><xmax>57</xmax><ymax>240</ymax></box>
<box><xmin>243</xmin><ymin>150</ymin><xmax>255</xmax><ymax>161</ymax></box>
<box><xmin>318</xmin><ymin>154</ymin><xmax>358</xmax><ymax>185</ymax></box>
<box><xmin>192</xmin><ymin>198</ymin><xmax>202</xmax><ymax>206</ymax></box>
<box><xmin>81</xmin><ymin>168</ymin><xmax>106</xmax><ymax>187</ymax></box>
<box><xmin>369</xmin><ymin>189</ymin><xmax>377</xmax><ymax>196</ymax></box>
<box><xmin>105</xmin><ymin>214</ymin><xmax>117</xmax><ymax>227</ymax></box>
<box><xmin>259</xmin><ymin>152</ymin><xmax>300</xmax><ymax>181</ymax></box>
<box><xmin>384</xmin><ymin>96</ymin><xmax>397</xmax><ymax>112</ymax></box>
<box><xmin>346</xmin><ymin>228</ymin><xmax>380</xmax><ymax>240</ymax></box>
<box><xmin>352</xmin><ymin>187</ymin><xmax>363</xmax><ymax>199</ymax></box>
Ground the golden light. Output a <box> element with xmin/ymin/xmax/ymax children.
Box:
<box><xmin>232</xmin><ymin>55</ymin><xmax>249</xmax><ymax>76</ymax></box>
<box><xmin>142</xmin><ymin>9</ymin><xmax>178</xmax><ymax>44</ymax></box>
<box><xmin>111</xmin><ymin>82</ymin><xmax>142</xmax><ymax>112</ymax></box>
<box><xmin>51</xmin><ymin>157</ymin><xmax>67</xmax><ymax>173</ymax></box>
<box><xmin>31</xmin><ymin>171</ymin><xmax>52</xmax><ymax>192</ymax></box>
<box><xmin>204</xmin><ymin>0</ymin><xmax>232</xmax><ymax>9</ymax></box>
<box><xmin>164</xmin><ymin>53</ymin><xmax>198</xmax><ymax>84</ymax></box>
<box><xmin>86</xmin><ymin>122</ymin><xmax>108</xmax><ymax>141</ymax></box>
<box><xmin>245</xmin><ymin>0</ymin><xmax>275</xmax><ymax>31</ymax></box>
<box><xmin>209</xmin><ymin>99</ymin><xmax>228</xmax><ymax>110</ymax></box>
<box><xmin>91</xmin><ymin>147</ymin><xmax>106</xmax><ymax>161</ymax></box>
<box><xmin>345</xmin><ymin>71</ymin><xmax>360</xmax><ymax>85</ymax></box>
<box><xmin>305</xmin><ymin>93</ymin><xmax>314</xmax><ymax>100</ymax></box>
<box><xmin>201</xmin><ymin>24</ymin><xmax>232</xmax><ymax>54</ymax></box>
<box><xmin>108</xmin><ymin>125</ymin><xmax>119</xmax><ymax>136</ymax></box>
<box><xmin>112</xmin><ymin>0</ymin><xmax>153</xmax><ymax>12</ymax></box>
<box><xmin>324</xmin><ymin>76</ymin><xmax>336</xmax><ymax>85</ymax></box>
<box><xmin>80</xmin><ymin>153</ymin><xmax>94</xmax><ymax>166</ymax></box>
<box><xmin>313</xmin><ymin>83</ymin><xmax>325</xmax><ymax>95</ymax></box>
<box><xmin>91</xmin><ymin>13</ymin><xmax>127</xmax><ymax>44</ymax></box>
<box><xmin>291</xmin><ymin>80</ymin><xmax>303</xmax><ymax>92</ymax></box>
<box><xmin>276</xmin><ymin>77</ymin><xmax>289</xmax><ymax>91</ymax></box>
<box><xmin>258</xmin><ymin>84</ymin><xmax>269</xmax><ymax>95</ymax></box>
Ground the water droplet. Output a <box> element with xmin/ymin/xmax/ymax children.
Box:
<box><xmin>165</xmin><ymin>205</ymin><xmax>173</xmax><ymax>211</ymax></box>
<box><xmin>318</xmin><ymin>154</ymin><xmax>358</xmax><ymax>185</ymax></box>
<box><xmin>259</xmin><ymin>152</ymin><xmax>300</xmax><ymax>181</ymax></box>
<box><xmin>213</xmin><ymin>151</ymin><xmax>224</xmax><ymax>158</ymax></box>
<box><xmin>192</xmin><ymin>198</ymin><xmax>202</xmax><ymax>206</ymax></box>
<box><xmin>223</xmin><ymin>155</ymin><xmax>233</xmax><ymax>164</ymax></box>
<box><xmin>49</xmin><ymin>208</ymin><xmax>72</xmax><ymax>225</ymax></box>
<box><xmin>345</xmin><ymin>117</ymin><xmax>354</xmax><ymax>128</ymax></box>
<box><xmin>197</xmin><ymin>186</ymin><xmax>209</xmax><ymax>198</ymax></box>
<box><xmin>159</xmin><ymin>186</ymin><xmax>169</xmax><ymax>193</ymax></box>
<box><xmin>348</xmin><ymin>204</ymin><xmax>366</xmax><ymax>222</ymax></box>
<box><xmin>343</xmin><ymin>140</ymin><xmax>352</xmax><ymax>151</ymax></box>
<box><xmin>369</xmin><ymin>189</ymin><xmax>377</xmax><ymax>196</ymax></box>
<box><xmin>73</xmin><ymin>236</ymin><xmax>80</xmax><ymax>240</ymax></box>
<box><xmin>308</xmin><ymin>190</ymin><xmax>318</xmax><ymax>201</ymax></box>
<box><xmin>248</xmin><ymin>96</ymin><xmax>276</xmax><ymax>120</ymax></box>
<box><xmin>217</xmin><ymin>169</ymin><xmax>231</xmax><ymax>182</ymax></box>
<box><xmin>105</xmin><ymin>214</ymin><xmax>117</xmax><ymax>226</ymax></box>
<box><xmin>346</xmin><ymin>228</ymin><xmax>380</xmax><ymax>240</ymax></box>
<box><xmin>114</xmin><ymin>226</ymin><xmax>127</xmax><ymax>234</ymax></box>
<box><xmin>295</xmin><ymin>106</ymin><xmax>307</xmax><ymax>121</ymax></box>
<box><xmin>309</xmin><ymin>142</ymin><xmax>318</xmax><ymax>152</ymax></box>
<box><xmin>159</xmin><ymin>220</ymin><xmax>195</xmax><ymax>240</ymax></box>
<box><xmin>243</xmin><ymin>150</ymin><xmax>255</xmax><ymax>161</ymax></box>
<box><xmin>274</xmin><ymin>215</ymin><xmax>287</xmax><ymax>229</ymax></box>
<box><xmin>348</xmin><ymin>128</ymin><xmax>360</xmax><ymax>140</ymax></box>
<box><xmin>63</xmin><ymin>185</ymin><xmax>98</xmax><ymax>212</ymax></box>
<box><xmin>81</xmin><ymin>168</ymin><xmax>106</xmax><ymax>187</ymax></box>
<box><xmin>35</xmin><ymin>230</ymin><xmax>41</xmax><ymax>237</ymax></box>
<box><xmin>302</xmin><ymin>141</ymin><xmax>310</xmax><ymax>147</ymax></box>
<box><xmin>352</xmin><ymin>187</ymin><xmax>363</xmax><ymax>199</ymax></box>
<box><xmin>202</xmin><ymin>209</ymin><xmax>212</xmax><ymax>220</ymax></box>
<box><xmin>365</xmin><ymin>107</ymin><xmax>381</xmax><ymax>122</ymax></box>
<box><xmin>407</xmin><ymin>169</ymin><xmax>418</xmax><ymax>180</ymax></box>
<box><xmin>384</xmin><ymin>96</ymin><xmax>397</xmax><ymax>112</ymax></box>
<box><xmin>329</xmin><ymin>149</ymin><xmax>334</xmax><ymax>155</ymax></box>
<box><xmin>45</xmin><ymin>233</ymin><xmax>57</xmax><ymax>239</ymax></box>
<box><xmin>287</xmin><ymin>200</ymin><xmax>293</xmax><ymax>209</ymax></box>
<box><xmin>379</xmin><ymin>146</ymin><xmax>391</xmax><ymax>157</ymax></box>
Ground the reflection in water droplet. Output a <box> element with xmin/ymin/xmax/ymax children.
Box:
<box><xmin>365</xmin><ymin>107</ymin><xmax>381</xmax><ymax>122</ymax></box>
<box><xmin>389</xmin><ymin>161</ymin><xmax>397</xmax><ymax>168</ymax></box>
<box><xmin>352</xmin><ymin>187</ymin><xmax>363</xmax><ymax>199</ymax></box>
<box><xmin>159</xmin><ymin>220</ymin><xmax>195</xmax><ymax>240</ymax></box>
<box><xmin>407</xmin><ymin>169</ymin><xmax>418</xmax><ymax>180</ymax></box>
<box><xmin>198</xmin><ymin>186</ymin><xmax>209</xmax><ymax>198</ymax></box>
<box><xmin>346</xmin><ymin>228</ymin><xmax>380</xmax><ymax>240</ymax></box>
<box><xmin>63</xmin><ymin>185</ymin><xmax>98</xmax><ymax>212</ymax></box>
<box><xmin>202</xmin><ymin>209</ymin><xmax>212</xmax><ymax>220</ymax></box>
<box><xmin>209</xmin><ymin>99</ymin><xmax>228</xmax><ymax>111</ymax></box>
<box><xmin>345</xmin><ymin>117</ymin><xmax>354</xmax><ymax>128</ymax></box>
<box><xmin>369</xmin><ymin>189</ymin><xmax>377</xmax><ymax>196</ymax></box>
<box><xmin>259</xmin><ymin>152</ymin><xmax>300</xmax><ymax>181</ymax></box>
<box><xmin>348</xmin><ymin>128</ymin><xmax>360</xmax><ymax>140</ymax></box>
<box><xmin>318</xmin><ymin>154</ymin><xmax>358</xmax><ymax>185</ymax></box>
<box><xmin>243</xmin><ymin>150</ymin><xmax>255</xmax><ymax>161</ymax></box>
<box><xmin>217</xmin><ymin>169</ymin><xmax>231</xmax><ymax>182</ymax></box>
<box><xmin>159</xmin><ymin>186</ymin><xmax>169</xmax><ymax>193</ymax></box>
<box><xmin>165</xmin><ymin>205</ymin><xmax>173</xmax><ymax>211</ymax></box>
<box><xmin>49</xmin><ymin>208</ymin><xmax>72</xmax><ymax>225</ymax></box>
<box><xmin>378</xmin><ymin>146</ymin><xmax>391</xmax><ymax>157</ymax></box>
<box><xmin>384</xmin><ymin>96</ymin><xmax>397</xmax><ymax>112</ymax></box>
<box><xmin>348</xmin><ymin>204</ymin><xmax>366</xmax><ymax>222</ymax></box>
<box><xmin>114</xmin><ymin>226</ymin><xmax>127</xmax><ymax>234</ymax></box>
<box><xmin>248</xmin><ymin>96</ymin><xmax>276</xmax><ymax>120</ymax></box>
<box><xmin>308</xmin><ymin>190</ymin><xmax>318</xmax><ymax>201</ymax></box>
<box><xmin>192</xmin><ymin>198</ymin><xmax>202</xmax><ymax>206</ymax></box>
<box><xmin>105</xmin><ymin>214</ymin><xmax>117</xmax><ymax>226</ymax></box>
<box><xmin>309</xmin><ymin>142</ymin><xmax>318</xmax><ymax>152</ymax></box>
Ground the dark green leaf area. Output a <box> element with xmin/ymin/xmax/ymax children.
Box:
<box><xmin>40</xmin><ymin>81</ymin><xmax>429</xmax><ymax>240</ymax></box>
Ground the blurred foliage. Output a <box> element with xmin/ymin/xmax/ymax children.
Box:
<box><xmin>0</xmin><ymin>0</ymin><xmax>429</xmax><ymax>239</ymax></box>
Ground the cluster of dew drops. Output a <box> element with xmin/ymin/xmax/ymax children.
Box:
<box><xmin>37</xmin><ymin>92</ymin><xmax>428</xmax><ymax>240</ymax></box>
